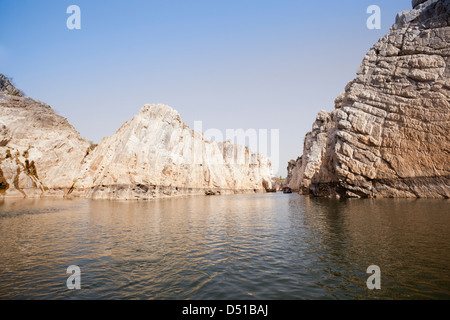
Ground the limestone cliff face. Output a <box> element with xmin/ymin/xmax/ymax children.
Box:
<box><xmin>281</xmin><ymin>157</ymin><xmax>302</xmax><ymax>191</ymax></box>
<box><xmin>1</xmin><ymin>78</ymin><xmax>274</xmax><ymax>199</ymax></box>
<box><xmin>0</xmin><ymin>80</ymin><xmax>91</xmax><ymax>198</ymax></box>
<box><xmin>289</xmin><ymin>0</ymin><xmax>450</xmax><ymax>198</ymax></box>
<box><xmin>73</xmin><ymin>104</ymin><xmax>275</xmax><ymax>199</ymax></box>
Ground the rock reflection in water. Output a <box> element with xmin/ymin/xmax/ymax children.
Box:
<box><xmin>0</xmin><ymin>195</ymin><xmax>449</xmax><ymax>299</ymax></box>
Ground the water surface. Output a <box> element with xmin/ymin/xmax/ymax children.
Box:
<box><xmin>0</xmin><ymin>193</ymin><xmax>449</xmax><ymax>299</ymax></box>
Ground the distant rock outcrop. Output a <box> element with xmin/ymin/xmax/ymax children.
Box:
<box><xmin>0</xmin><ymin>76</ymin><xmax>275</xmax><ymax>199</ymax></box>
<box><xmin>73</xmin><ymin>104</ymin><xmax>275</xmax><ymax>199</ymax></box>
<box><xmin>281</xmin><ymin>157</ymin><xmax>302</xmax><ymax>192</ymax></box>
<box><xmin>286</xmin><ymin>0</ymin><xmax>449</xmax><ymax>198</ymax></box>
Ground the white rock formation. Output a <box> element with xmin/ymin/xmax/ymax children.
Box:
<box><xmin>0</xmin><ymin>90</ymin><xmax>91</xmax><ymax>198</ymax></box>
<box><xmin>73</xmin><ymin>104</ymin><xmax>275</xmax><ymax>199</ymax></box>
<box><xmin>1</xmin><ymin>81</ymin><xmax>275</xmax><ymax>200</ymax></box>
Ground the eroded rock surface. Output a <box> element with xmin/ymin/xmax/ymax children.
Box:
<box><xmin>0</xmin><ymin>82</ymin><xmax>91</xmax><ymax>198</ymax></box>
<box><xmin>281</xmin><ymin>157</ymin><xmax>302</xmax><ymax>191</ymax></box>
<box><xmin>74</xmin><ymin>104</ymin><xmax>275</xmax><ymax>199</ymax></box>
<box><xmin>288</xmin><ymin>0</ymin><xmax>450</xmax><ymax>198</ymax></box>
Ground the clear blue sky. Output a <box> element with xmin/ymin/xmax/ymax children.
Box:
<box><xmin>0</xmin><ymin>0</ymin><xmax>412</xmax><ymax>176</ymax></box>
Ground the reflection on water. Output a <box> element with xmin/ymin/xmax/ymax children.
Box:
<box><xmin>0</xmin><ymin>194</ymin><xmax>449</xmax><ymax>299</ymax></box>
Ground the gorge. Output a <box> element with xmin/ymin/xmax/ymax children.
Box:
<box><xmin>2</xmin><ymin>0</ymin><xmax>449</xmax><ymax>200</ymax></box>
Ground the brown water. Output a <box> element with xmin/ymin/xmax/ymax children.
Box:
<box><xmin>0</xmin><ymin>193</ymin><xmax>449</xmax><ymax>300</ymax></box>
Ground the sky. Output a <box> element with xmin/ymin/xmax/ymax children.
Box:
<box><xmin>0</xmin><ymin>0</ymin><xmax>412</xmax><ymax>176</ymax></box>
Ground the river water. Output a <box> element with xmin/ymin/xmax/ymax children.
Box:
<box><xmin>0</xmin><ymin>193</ymin><xmax>449</xmax><ymax>300</ymax></box>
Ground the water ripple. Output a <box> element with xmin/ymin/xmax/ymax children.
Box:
<box><xmin>0</xmin><ymin>195</ymin><xmax>449</xmax><ymax>299</ymax></box>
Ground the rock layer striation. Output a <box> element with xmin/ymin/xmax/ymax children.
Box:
<box><xmin>287</xmin><ymin>0</ymin><xmax>449</xmax><ymax>198</ymax></box>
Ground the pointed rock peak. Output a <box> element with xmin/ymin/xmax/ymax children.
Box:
<box><xmin>0</xmin><ymin>74</ymin><xmax>24</xmax><ymax>97</ymax></box>
<box><xmin>139</xmin><ymin>103</ymin><xmax>183</xmax><ymax>122</ymax></box>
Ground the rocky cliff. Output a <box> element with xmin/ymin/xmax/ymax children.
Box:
<box><xmin>281</xmin><ymin>157</ymin><xmax>302</xmax><ymax>191</ymax></box>
<box><xmin>0</xmin><ymin>78</ymin><xmax>91</xmax><ymax>198</ymax></box>
<box><xmin>0</xmin><ymin>78</ymin><xmax>274</xmax><ymax>199</ymax></box>
<box><xmin>72</xmin><ymin>104</ymin><xmax>275</xmax><ymax>199</ymax></box>
<box><xmin>287</xmin><ymin>0</ymin><xmax>449</xmax><ymax>198</ymax></box>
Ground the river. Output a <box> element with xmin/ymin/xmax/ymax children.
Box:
<box><xmin>0</xmin><ymin>193</ymin><xmax>449</xmax><ymax>299</ymax></box>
